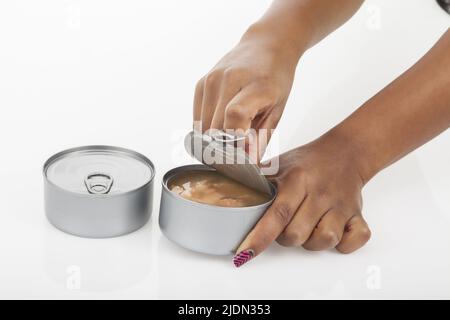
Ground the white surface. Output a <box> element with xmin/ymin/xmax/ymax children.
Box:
<box><xmin>0</xmin><ymin>0</ymin><xmax>449</xmax><ymax>299</ymax></box>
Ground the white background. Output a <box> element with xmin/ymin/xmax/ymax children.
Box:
<box><xmin>0</xmin><ymin>0</ymin><xmax>449</xmax><ymax>299</ymax></box>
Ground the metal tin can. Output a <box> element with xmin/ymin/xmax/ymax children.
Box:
<box><xmin>43</xmin><ymin>145</ymin><xmax>155</xmax><ymax>238</ymax></box>
<box><xmin>159</xmin><ymin>164</ymin><xmax>276</xmax><ymax>255</ymax></box>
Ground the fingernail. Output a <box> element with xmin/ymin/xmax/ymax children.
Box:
<box><xmin>233</xmin><ymin>249</ymin><xmax>255</xmax><ymax>268</ymax></box>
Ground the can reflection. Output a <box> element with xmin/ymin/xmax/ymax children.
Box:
<box><xmin>44</xmin><ymin>223</ymin><xmax>152</xmax><ymax>292</ymax></box>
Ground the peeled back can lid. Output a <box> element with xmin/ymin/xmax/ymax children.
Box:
<box><xmin>184</xmin><ymin>131</ymin><xmax>272</xmax><ymax>195</ymax></box>
<box><xmin>44</xmin><ymin>145</ymin><xmax>154</xmax><ymax>195</ymax></box>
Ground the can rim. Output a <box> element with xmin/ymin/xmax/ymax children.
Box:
<box><xmin>43</xmin><ymin>145</ymin><xmax>155</xmax><ymax>198</ymax></box>
<box><xmin>161</xmin><ymin>164</ymin><xmax>276</xmax><ymax>213</ymax></box>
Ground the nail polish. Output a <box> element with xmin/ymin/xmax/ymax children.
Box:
<box><xmin>233</xmin><ymin>249</ymin><xmax>254</xmax><ymax>268</ymax></box>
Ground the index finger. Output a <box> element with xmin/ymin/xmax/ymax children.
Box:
<box><xmin>193</xmin><ymin>79</ymin><xmax>204</xmax><ymax>126</ymax></box>
<box><xmin>223</xmin><ymin>84</ymin><xmax>274</xmax><ymax>132</ymax></box>
<box><xmin>233</xmin><ymin>178</ymin><xmax>306</xmax><ymax>267</ymax></box>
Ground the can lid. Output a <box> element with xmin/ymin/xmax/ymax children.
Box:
<box><xmin>184</xmin><ymin>131</ymin><xmax>272</xmax><ymax>195</ymax></box>
<box><xmin>44</xmin><ymin>146</ymin><xmax>154</xmax><ymax>195</ymax></box>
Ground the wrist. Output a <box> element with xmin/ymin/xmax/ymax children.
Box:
<box><xmin>240</xmin><ymin>21</ymin><xmax>308</xmax><ymax>65</ymax></box>
<box><xmin>319</xmin><ymin>127</ymin><xmax>380</xmax><ymax>186</ymax></box>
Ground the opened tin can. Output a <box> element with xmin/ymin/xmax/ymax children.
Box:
<box><xmin>159</xmin><ymin>164</ymin><xmax>276</xmax><ymax>255</ymax></box>
<box><xmin>43</xmin><ymin>145</ymin><xmax>155</xmax><ymax>238</ymax></box>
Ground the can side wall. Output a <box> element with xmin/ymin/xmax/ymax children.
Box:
<box><xmin>159</xmin><ymin>177</ymin><xmax>271</xmax><ymax>255</ymax></box>
<box><xmin>44</xmin><ymin>178</ymin><xmax>153</xmax><ymax>238</ymax></box>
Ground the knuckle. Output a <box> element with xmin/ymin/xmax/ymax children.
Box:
<box><xmin>358</xmin><ymin>225</ymin><xmax>372</xmax><ymax>242</ymax></box>
<box><xmin>335</xmin><ymin>246</ymin><xmax>352</xmax><ymax>254</ymax></box>
<box><xmin>225</xmin><ymin>104</ymin><xmax>247</xmax><ymax>120</ymax></box>
<box><xmin>278</xmin><ymin>230</ymin><xmax>303</xmax><ymax>247</ymax></box>
<box><xmin>315</xmin><ymin>185</ymin><xmax>330</xmax><ymax>200</ymax></box>
<box><xmin>223</xmin><ymin>67</ymin><xmax>241</xmax><ymax>82</ymax></box>
<box><xmin>317</xmin><ymin>229</ymin><xmax>340</xmax><ymax>247</ymax></box>
<box><xmin>313</xmin><ymin>183</ymin><xmax>328</xmax><ymax>198</ymax></box>
<box><xmin>195</xmin><ymin>78</ymin><xmax>205</xmax><ymax>92</ymax></box>
<box><xmin>289</xmin><ymin>166</ymin><xmax>305</xmax><ymax>179</ymax></box>
<box><xmin>271</xmin><ymin>202</ymin><xmax>294</xmax><ymax>226</ymax></box>
<box><xmin>204</xmin><ymin>70</ymin><xmax>222</xmax><ymax>86</ymax></box>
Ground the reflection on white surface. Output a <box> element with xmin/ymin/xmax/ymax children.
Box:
<box><xmin>155</xmin><ymin>151</ymin><xmax>450</xmax><ymax>299</ymax></box>
<box><xmin>43</xmin><ymin>224</ymin><xmax>152</xmax><ymax>292</ymax></box>
<box><xmin>0</xmin><ymin>0</ymin><xmax>448</xmax><ymax>299</ymax></box>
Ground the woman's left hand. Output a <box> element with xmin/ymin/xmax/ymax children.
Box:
<box><xmin>233</xmin><ymin>130</ymin><xmax>372</xmax><ymax>267</ymax></box>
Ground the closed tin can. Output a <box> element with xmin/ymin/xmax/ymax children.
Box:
<box><xmin>43</xmin><ymin>145</ymin><xmax>155</xmax><ymax>238</ymax></box>
<box><xmin>159</xmin><ymin>164</ymin><xmax>276</xmax><ymax>255</ymax></box>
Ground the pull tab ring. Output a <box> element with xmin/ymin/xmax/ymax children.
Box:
<box><xmin>84</xmin><ymin>172</ymin><xmax>114</xmax><ymax>194</ymax></box>
<box><xmin>211</xmin><ymin>130</ymin><xmax>246</xmax><ymax>147</ymax></box>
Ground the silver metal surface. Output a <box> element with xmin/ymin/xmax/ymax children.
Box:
<box><xmin>184</xmin><ymin>131</ymin><xmax>272</xmax><ymax>195</ymax></box>
<box><xmin>211</xmin><ymin>130</ymin><xmax>246</xmax><ymax>145</ymax></box>
<box><xmin>84</xmin><ymin>172</ymin><xmax>114</xmax><ymax>194</ymax></box>
<box><xmin>159</xmin><ymin>164</ymin><xmax>276</xmax><ymax>255</ymax></box>
<box><xmin>43</xmin><ymin>145</ymin><xmax>155</xmax><ymax>238</ymax></box>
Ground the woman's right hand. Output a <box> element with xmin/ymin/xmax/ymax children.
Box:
<box><xmin>193</xmin><ymin>23</ymin><xmax>303</xmax><ymax>157</ymax></box>
<box><xmin>193</xmin><ymin>0</ymin><xmax>365</xmax><ymax>157</ymax></box>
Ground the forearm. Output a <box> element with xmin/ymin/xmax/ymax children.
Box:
<box><xmin>241</xmin><ymin>0</ymin><xmax>364</xmax><ymax>62</ymax></box>
<box><xmin>331</xmin><ymin>30</ymin><xmax>450</xmax><ymax>183</ymax></box>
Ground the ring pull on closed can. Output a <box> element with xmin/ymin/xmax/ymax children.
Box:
<box><xmin>43</xmin><ymin>145</ymin><xmax>155</xmax><ymax>238</ymax></box>
<box><xmin>84</xmin><ymin>172</ymin><xmax>114</xmax><ymax>194</ymax></box>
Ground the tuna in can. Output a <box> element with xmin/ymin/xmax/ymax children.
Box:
<box><xmin>159</xmin><ymin>164</ymin><xmax>276</xmax><ymax>256</ymax></box>
<box><xmin>159</xmin><ymin>132</ymin><xmax>276</xmax><ymax>255</ymax></box>
<box><xmin>43</xmin><ymin>145</ymin><xmax>155</xmax><ymax>238</ymax></box>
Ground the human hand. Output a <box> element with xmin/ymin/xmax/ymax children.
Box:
<box><xmin>193</xmin><ymin>24</ymin><xmax>302</xmax><ymax>157</ymax></box>
<box><xmin>233</xmin><ymin>29</ymin><xmax>450</xmax><ymax>267</ymax></box>
<box><xmin>233</xmin><ymin>131</ymin><xmax>372</xmax><ymax>267</ymax></box>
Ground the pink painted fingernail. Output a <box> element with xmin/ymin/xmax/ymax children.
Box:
<box><xmin>233</xmin><ymin>249</ymin><xmax>255</xmax><ymax>268</ymax></box>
